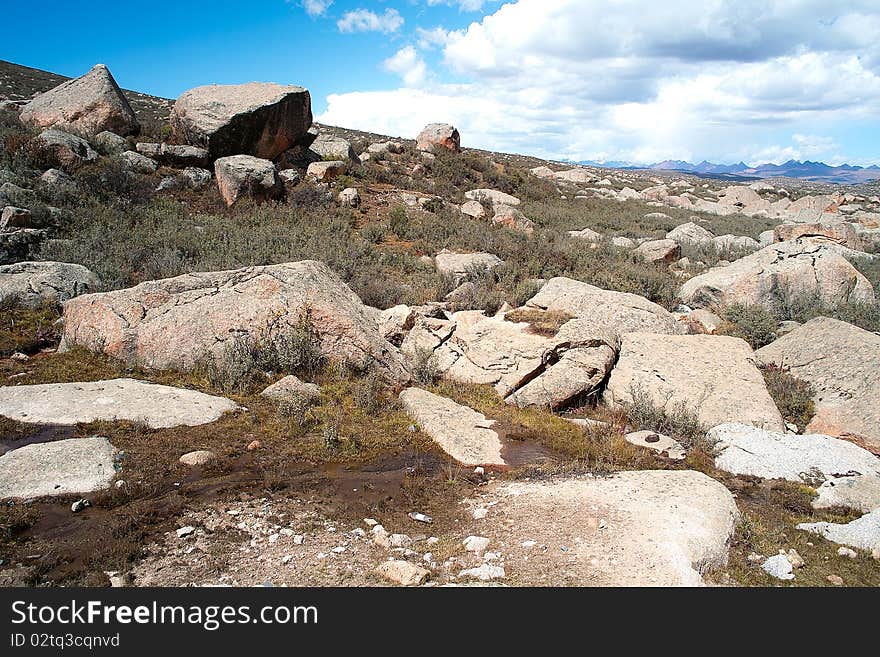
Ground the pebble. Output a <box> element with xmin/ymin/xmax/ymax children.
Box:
<box><xmin>786</xmin><ymin>549</ymin><xmax>805</xmax><ymax>569</ymax></box>
<box><xmin>246</xmin><ymin>440</ymin><xmax>261</xmax><ymax>451</ymax></box>
<box><xmin>408</xmin><ymin>512</ymin><xmax>433</xmax><ymax>524</ymax></box>
<box><xmin>837</xmin><ymin>546</ymin><xmax>857</xmax><ymax>559</ymax></box>
<box><xmin>827</xmin><ymin>574</ymin><xmax>844</xmax><ymax>586</ymax></box>
<box><xmin>70</xmin><ymin>499</ymin><xmax>90</xmax><ymax>513</ymax></box>
<box><xmin>459</xmin><ymin>564</ymin><xmax>505</xmax><ymax>581</ymax></box>
<box><xmin>463</xmin><ymin>535</ymin><xmax>490</xmax><ymax>554</ymax></box>
<box><xmin>176</xmin><ymin>526</ymin><xmax>196</xmax><ymax>539</ymax></box>
<box><xmin>472</xmin><ymin>507</ymin><xmax>488</xmax><ymax>520</ymax></box>
<box><xmin>761</xmin><ymin>554</ymin><xmax>794</xmax><ymax>580</ymax></box>
<box><xmin>10</xmin><ymin>352</ymin><xmax>29</xmax><ymax>362</ymax></box>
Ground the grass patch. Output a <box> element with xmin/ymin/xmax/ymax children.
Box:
<box><xmin>0</xmin><ymin>298</ymin><xmax>60</xmax><ymax>358</ymax></box>
<box><xmin>503</xmin><ymin>308</ymin><xmax>574</xmax><ymax>336</ymax></box>
<box><xmin>760</xmin><ymin>364</ymin><xmax>815</xmax><ymax>431</ymax></box>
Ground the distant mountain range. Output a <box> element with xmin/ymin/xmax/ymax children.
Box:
<box><xmin>578</xmin><ymin>158</ymin><xmax>880</xmax><ymax>184</ymax></box>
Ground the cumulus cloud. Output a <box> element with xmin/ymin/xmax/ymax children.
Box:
<box><xmin>337</xmin><ymin>8</ymin><xmax>404</xmax><ymax>34</ymax></box>
<box><xmin>426</xmin><ymin>0</ymin><xmax>494</xmax><ymax>11</ymax></box>
<box><xmin>416</xmin><ymin>26</ymin><xmax>451</xmax><ymax>50</ymax></box>
<box><xmin>300</xmin><ymin>0</ymin><xmax>332</xmax><ymax>17</ymax></box>
<box><xmin>383</xmin><ymin>46</ymin><xmax>427</xmax><ymax>86</ymax></box>
<box><xmin>323</xmin><ymin>0</ymin><xmax>880</xmax><ymax>163</ymax></box>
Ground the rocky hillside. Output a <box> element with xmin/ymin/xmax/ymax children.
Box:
<box><xmin>0</xmin><ymin>62</ymin><xmax>879</xmax><ymax>588</ymax></box>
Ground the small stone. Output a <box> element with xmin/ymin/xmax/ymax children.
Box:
<box><xmin>364</xmin><ymin>518</ymin><xmax>378</xmax><ymax>527</ymax></box>
<box><xmin>747</xmin><ymin>552</ymin><xmax>764</xmax><ymax>563</ymax></box>
<box><xmin>473</xmin><ymin>467</ymin><xmax>485</xmax><ymax>476</ymax></box>
<box><xmin>389</xmin><ymin>533</ymin><xmax>412</xmax><ymax>548</ymax></box>
<box><xmin>787</xmin><ymin>549</ymin><xmax>805</xmax><ymax>569</ymax></box>
<box><xmin>408</xmin><ymin>512</ymin><xmax>433</xmax><ymax>524</ymax></box>
<box><xmin>375</xmin><ymin>559</ymin><xmax>430</xmax><ymax>586</ymax></box>
<box><xmin>472</xmin><ymin>507</ymin><xmax>489</xmax><ymax>520</ymax></box>
<box><xmin>459</xmin><ymin>564</ymin><xmax>505</xmax><ymax>581</ymax></box>
<box><xmin>246</xmin><ymin>440</ymin><xmax>261</xmax><ymax>451</ymax></box>
<box><xmin>522</xmin><ymin>540</ymin><xmax>538</xmax><ymax>548</ymax></box>
<box><xmin>10</xmin><ymin>352</ymin><xmax>28</xmax><ymax>362</ymax></box>
<box><xmin>761</xmin><ymin>554</ymin><xmax>795</xmax><ymax>580</ymax></box>
<box><xmin>70</xmin><ymin>499</ymin><xmax>90</xmax><ymax>513</ymax></box>
<box><xmin>332</xmin><ymin>546</ymin><xmax>346</xmax><ymax>554</ymax></box>
<box><xmin>176</xmin><ymin>526</ymin><xmax>196</xmax><ymax>539</ymax></box>
<box><xmin>178</xmin><ymin>450</ymin><xmax>215</xmax><ymax>466</ymax></box>
<box><xmin>293</xmin><ymin>535</ymin><xmax>304</xmax><ymax>545</ymax></box>
<box><xmin>827</xmin><ymin>574</ymin><xmax>844</xmax><ymax>586</ymax></box>
<box><xmin>463</xmin><ymin>535</ymin><xmax>490</xmax><ymax>554</ymax></box>
<box><xmin>837</xmin><ymin>546</ymin><xmax>857</xmax><ymax>559</ymax></box>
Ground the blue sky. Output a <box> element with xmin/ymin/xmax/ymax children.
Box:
<box><xmin>2</xmin><ymin>1</ymin><xmax>879</xmax><ymax>166</ymax></box>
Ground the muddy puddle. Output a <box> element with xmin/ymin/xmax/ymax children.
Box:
<box><xmin>0</xmin><ymin>423</ymin><xmax>75</xmax><ymax>456</ymax></box>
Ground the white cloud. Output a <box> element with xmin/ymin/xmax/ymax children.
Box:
<box><xmin>426</xmin><ymin>0</ymin><xmax>493</xmax><ymax>11</ymax></box>
<box><xmin>300</xmin><ymin>0</ymin><xmax>332</xmax><ymax>17</ymax></box>
<box><xmin>383</xmin><ymin>46</ymin><xmax>427</xmax><ymax>86</ymax></box>
<box><xmin>416</xmin><ymin>26</ymin><xmax>451</xmax><ymax>50</ymax></box>
<box><xmin>324</xmin><ymin>0</ymin><xmax>880</xmax><ymax>163</ymax></box>
<box><xmin>337</xmin><ymin>8</ymin><xmax>404</xmax><ymax>34</ymax></box>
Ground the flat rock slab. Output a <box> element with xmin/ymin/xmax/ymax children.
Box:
<box><xmin>798</xmin><ymin>509</ymin><xmax>880</xmax><ymax>552</ymax></box>
<box><xmin>0</xmin><ymin>379</ymin><xmax>238</xmax><ymax>429</ymax></box>
<box><xmin>0</xmin><ymin>436</ymin><xmax>117</xmax><ymax>500</ymax></box>
<box><xmin>625</xmin><ymin>430</ymin><xmax>685</xmax><ymax>460</ymax></box>
<box><xmin>755</xmin><ymin>317</ymin><xmax>880</xmax><ymax>452</ymax></box>
<box><xmin>399</xmin><ymin>388</ymin><xmax>505</xmax><ymax>467</ymax></box>
<box><xmin>604</xmin><ymin>333</ymin><xmax>785</xmax><ymax>431</ymax></box>
<box><xmin>467</xmin><ymin>470</ymin><xmax>739</xmax><ymax>586</ymax></box>
<box><xmin>708</xmin><ymin>423</ymin><xmax>880</xmax><ymax>512</ymax></box>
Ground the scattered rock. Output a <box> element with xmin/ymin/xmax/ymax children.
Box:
<box><xmin>761</xmin><ymin>554</ymin><xmax>795</xmax><ymax>581</ymax></box>
<box><xmin>120</xmin><ymin>150</ymin><xmax>158</xmax><ymax>174</ymax></box>
<box><xmin>0</xmin><ymin>379</ymin><xmax>238</xmax><ymax>429</ymax></box>
<box><xmin>798</xmin><ymin>509</ymin><xmax>880</xmax><ymax>552</ymax></box>
<box><xmin>176</xmin><ymin>526</ymin><xmax>196</xmax><ymax>539</ymax></box>
<box><xmin>309</xmin><ymin>133</ymin><xmax>359</xmax><ymax>163</ymax></box>
<box><xmin>0</xmin><ymin>260</ymin><xmax>99</xmax><ymax>307</ymax></box>
<box><xmin>0</xmin><ymin>436</ymin><xmax>117</xmax><ymax>500</ymax></box>
<box><xmin>179</xmin><ymin>450</ymin><xmax>216</xmax><ymax>467</ymax></box>
<box><xmin>634</xmin><ymin>238</ymin><xmax>681</xmax><ymax>264</ymax></box>
<box><xmin>464</xmin><ymin>189</ymin><xmax>520</xmax><ymax>208</ymax></box>
<box><xmin>490</xmin><ymin>204</ymin><xmax>535</xmax><ymax>233</ymax></box>
<box><xmin>375</xmin><ymin>559</ymin><xmax>430</xmax><ymax>586</ymax></box>
<box><xmin>625</xmin><ymin>430</ymin><xmax>685</xmax><ymax>460</ymax></box>
<box><xmin>93</xmin><ymin>131</ymin><xmax>127</xmax><ymax>156</ymax></box>
<box><xmin>34</xmin><ymin>129</ymin><xmax>98</xmax><ymax>168</ymax></box>
<box><xmin>433</xmin><ymin>250</ymin><xmax>502</xmax><ymax>283</ymax></box>
<box><xmin>338</xmin><ymin>187</ymin><xmax>360</xmax><ymax>208</ymax></box>
<box><xmin>399</xmin><ymin>388</ymin><xmax>505</xmax><ymax>467</ymax></box>
<box><xmin>460</xmin><ymin>200</ymin><xmax>486</xmax><ymax>220</ymax></box>
<box><xmin>135</xmin><ymin>142</ymin><xmax>210</xmax><ymax>168</ymax></box>
<box><xmin>463</xmin><ymin>535</ymin><xmax>490</xmax><ymax>554</ymax></box>
<box><xmin>459</xmin><ymin>564</ymin><xmax>505</xmax><ymax>581</ymax></box>
<box><xmin>214</xmin><ymin>154</ymin><xmax>282</xmax><ymax>206</ymax></box>
<box><xmin>70</xmin><ymin>499</ymin><xmax>91</xmax><ymax>513</ymax></box>
<box><xmin>260</xmin><ymin>375</ymin><xmax>321</xmax><ymax>404</ymax></box>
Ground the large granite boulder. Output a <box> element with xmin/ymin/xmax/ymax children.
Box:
<box><xmin>755</xmin><ymin>317</ymin><xmax>880</xmax><ymax>452</ymax></box>
<box><xmin>680</xmin><ymin>238</ymin><xmax>874</xmax><ymax>310</ymax></box>
<box><xmin>171</xmin><ymin>82</ymin><xmax>313</xmax><ymax>160</ymax></box>
<box><xmin>0</xmin><ymin>261</ymin><xmax>99</xmax><ymax>307</ymax></box>
<box><xmin>666</xmin><ymin>221</ymin><xmax>715</xmax><ymax>247</ymax></box>
<box><xmin>604</xmin><ymin>333</ymin><xmax>785</xmax><ymax>431</ymax></box>
<box><xmin>773</xmin><ymin>221</ymin><xmax>865</xmax><ymax>251</ymax></box>
<box><xmin>60</xmin><ymin>260</ymin><xmax>408</xmax><ymax>382</ymax></box>
<box><xmin>19</xmin><ymin>64</ymin><xmax>139</xmax><ymax>137</ymax></box>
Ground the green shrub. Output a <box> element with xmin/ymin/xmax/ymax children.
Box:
<box><xmin>717</xmin><ymin>303</ymin><xmax>777</xmax><ymax>349</ymax></box>
<box><xmin>623</xmin><ymin>383</ymin><xmax>705</xmax><ymax>448</ymax></box>
<box><xmin>761</xmin><ymin>364</ymin><xmax>815</xmax><ymax>431</ymax></box>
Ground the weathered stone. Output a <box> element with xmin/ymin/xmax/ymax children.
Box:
<box><xmin>567</xmin><ymin>227</ymin><xmax>603</xmax><ymax>243</ymax></box>
<box><xmin>19</xmin><ymin>64</ymin><xmax>139</xmax><ymax>137</ymax></box>
<box><xmin>306</xmin><ymin>160</ymin><xmax>346</xmax><ymax>182</ymax></box>
<box><xmin>416</xmin><ymin>123</ymin><xmax>460</xmax><ymax>153</ymax></box>
<box><xmin>530</xmin><ymin>165</ymin><xmax>555</xmax><ymax>178</ymax></box>
<box><xmin>375</xmin><ymin>559</ymin><xmax>430</xmax><ymax>586</ymax></box>
<box><xmin>377</xmin><ymin>305</ymin><xmax>416</xmax><ymax>345</ymax></box>
<box><xmin>755</xmin><ymin>317</ymin><xmax>880</xmax><ymax>451</ymax></box>
<box><xmin>798</xmin><ymin>509</ymin><xmax>880</xmax><ymax>552</ymax></box>
<box><xmin>524</xmin><ymin>277</ymin><xmax>682</xmax><ymax>334</ymax></box>
<box><xmin>680</xmin><ymin>239</ymin><xmax>874</xmax><ymax>310</ymax></box>
<box><xmin>120</xmin><ymin>150</ymin><xmax>158</xmax><ymax>174</ymax></box>
<box><xmin>0</xmin><ymin>207</ymin><xmax>32</xmax><ymax>232</ymax></box>
<box><xmin>399</xmin><ymin>388</ymin><xmax>505</xmax><ymax>467</ymax></box>
<box><xmin>179</xmin><ymin>450</ymin><xmax>216</xmax><ymax>467</ymax></box>
<box><xmin>774</xmin><ymin>221</ymin><xmax>865</xmax><ymax>250</ymax></box>
<box><xmin>490</xmin><ymin>204</ymin><xmax>535</xmax><ymax>233</ymax></box>
<box><xmin>308</xmin><ymin>133</ymin><xmax>359</xmax><ymax>163</ymax></box>
<box><xmin>605</xmin><ymin>334</ymin><xmax>785</xmax><ymax>431</ymax></box>
<box><xmin>181</xmin><ymin>167</ymin><xmax>212</xmax><ymax>190</ymax></box>
<box><xmin>625</xmin><ymin>430</ymin><xmax>686</xmax><ymax>460</ymax></box>
<box><xmin>433</xmin><ymin>250</ymin><xmax>502</xmax><ymax>283</ymax></box>
<box><xmin>666</xmin><ymin>222</ymin><xmax>715</xmax><ymax>247</ymax></box>
<box><xmin>469</xmin><ymin>470</ymin><xmax>739</xmax><ymax>586</ymax></box>
<box><xmin>611</xmin><ymin>236</ymin><xmax>635</xmax><ymax>248</ymax></box>
<box><xmin>635</xmin><ymin>238</ymin><xmax>680</xmax><ymax>264</ymax></box>
<box><xmin>171</xmin><ymin>82</ymin><xmax>312</xmax><ymax>160</ymax></box>
<box><xmin>712</xmin><ymin>234</ymin><xmax>761</xmax><ymax>253</ymax></box>
<box><xmin>40</xmin><ymin>168</ymin><xmax>75</xmax><ymax>188</ymax></box>
<box><xmin>688</xmin><ymin>309</ymin><xmax>723</xmax><ymax>334</ymax></box>
<box><xmin>460</xmin><ymin>200</ymin><xmax>486</xmax><ymax>220</ymax></box>
<box><xmin>135</xmin><ymin>142</ymin><xmax>210</xmax><ymax>168</ymax></box>
<box><xmin>60</xmin><ymin>261</ymin><xmax>409</xmax><ymax>382</ymax></box>
<box><xmin>709</xmin><ymin>423</ymin><xmax>880</xmax><ymax>511</ymax></box>
<box><xmin>0</xmin><ymin>436</ymin><xmax>117</xmax><ymax>500</ymax></box>
<box><xmin>464</xmin><ymin>189</ymin><xmax>520</xmax><ymax>207</ymax></box>
<box><xmin>0</xmin><ymin>261</ymin><xmax>98</xmax><ymax>307</ymax></box>
<box><xmin>554</xmin><ymin>169</ymin><xmax>596</xmax><ymax>184</ymax></box>
<box><xmin>0</xmin><ymin>379</ymin><xmax>238</xmax><ymax>429</ymax></box>
<box><xmin>214</xmin><ymin>155</ymin><xmax>282</xmax><ymax>206</ymax></box>
<box><xmin>93</xmin><ymin>130</ymin><xmax>128</xmax><ymax>156</ymax></box>
<box><xmin>814</xmin><ymin>476</ymin><xmax>880</xmax><ymax>513</ymax></box>
<box><xmin>260</xmin><ymin>375</ymin><xmax>321</xmax><ymax>404</ymax></box>
<box><xmin>34</xmin><ymin>129</ymin><xmax>98</xmax><ymax>168</ymax></box>
<box><xmin>338</xmin><ymin>187</ymin><xmax>359</xmax><ymax>208</ymax></box>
